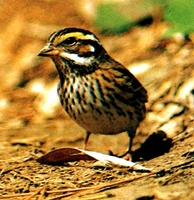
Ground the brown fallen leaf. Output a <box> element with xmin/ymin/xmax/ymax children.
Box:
<box><xmin>37</xmin><ymin>148</ymin><xmax>95</xmax><ymax>164</ymax></box>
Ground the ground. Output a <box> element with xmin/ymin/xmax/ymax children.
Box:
<box><xmin>0</xmin><ymin>1</ymin><xmax>194</xmax><ymax>199</ymax></box>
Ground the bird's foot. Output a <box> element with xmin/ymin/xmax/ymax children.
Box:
<box><xmin>108</xmin><ymin>150</ymin><xmax>132</xmax><ymax>160</ymax></box>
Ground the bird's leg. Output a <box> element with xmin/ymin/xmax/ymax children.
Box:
<box><xmin>128</xmin><ymin>132</ymin><xmax>134</xmax><ymax>154</ymax></box>
<box><xmin>84</xmin><ymin>131</ymin><xmax>91</xmax><ymax>150</ymax></box>
<box><xmin>125</xmin><ymin>130</ymin><xmax>136</xmax><ymax>160</ymax></box>
<box><xmin>117</xmin><ymin>130</ymin><xmax>135</xmax><ymax>159</ymax></box>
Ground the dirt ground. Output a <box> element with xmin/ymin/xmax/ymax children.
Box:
<box><xmin>0</xmin><ymin>1</ymin><xmax>194</xmax><ymax>199</ymax></box>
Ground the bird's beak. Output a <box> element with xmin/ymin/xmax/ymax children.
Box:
<box><xmin>38</xmin><ymin>45</ymin><xmax>60</xmax><ymax>57</ymax></box>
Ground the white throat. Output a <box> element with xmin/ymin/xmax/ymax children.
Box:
<box><xmin>60</xmin><ymin>52</ymin><xmax>94</xmax><ymax>66</ymax></box>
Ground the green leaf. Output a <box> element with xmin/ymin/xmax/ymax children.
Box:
<box><xmin>95</xmin><ymin>2</ymin><xmax>133</xmax><ymax>34</ymax></box>
<box><xmin>164</xmin><ymin>0</ymin><xmax>194</xmax><ymax>37</ymax></box>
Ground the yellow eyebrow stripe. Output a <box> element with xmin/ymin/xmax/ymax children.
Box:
<box><xmin>52</xmin><ymin>32</ymin><xmax>98</xmax><ymax>46</ymax></box>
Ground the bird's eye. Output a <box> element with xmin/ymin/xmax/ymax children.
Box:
<box><xmin>63</xmin><ymin>37</ymin><xmax>76</xmax><ymax>46</ymax></box>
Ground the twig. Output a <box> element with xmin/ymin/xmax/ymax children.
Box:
<box><xmin>23</xmin><ymin>187</ymin><xmax>44</xmax><ymax>200</ymax></box>
<box><xmin>47</xmin><ymin>172</ymin><xmax>156</xmax><ymax>199</ymax></box>
<box><xmin>159</xmin><ymin>170</ymin><xmax>184</xmax><ymax>186</ymax></box>
<box><xmin>0</xmin><ymin>193</ymin><xmax>35</xmax><ymax>199</ymax></box>
<box><xmin>0</xmin><ymin>171</ymin><xmax>157</xmax><ymax>199</ymax></box>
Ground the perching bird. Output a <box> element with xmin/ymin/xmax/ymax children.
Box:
<box><xmin>38</xmin><ymin>27</ymin><xmax>148</xmax><ymax>157</ymax></box>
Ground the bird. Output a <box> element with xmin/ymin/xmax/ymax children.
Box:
<box><xmin>38</xmin><ymin>27</ymin><xmax>148</xmax><ymax>157</ymax></box>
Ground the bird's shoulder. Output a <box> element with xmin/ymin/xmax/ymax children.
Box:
<box><xmin>99</xmin><ymin>58</ymin><xmax>148</xmax><ymax>103</ymax></box>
